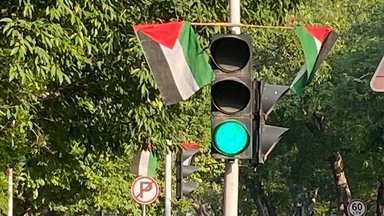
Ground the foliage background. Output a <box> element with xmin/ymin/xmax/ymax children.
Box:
<box><xmin>0</xmin><ymin>0</ymin><xmax>384</xmax><ymax>215</ymax></box>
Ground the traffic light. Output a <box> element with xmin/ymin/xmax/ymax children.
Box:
<box><xmin>210</xmin><ymin>34</ymin><xmax>254</xmax><ymax>159</ymax></box>
<box><xmin>252</xmin><ymin>81</ymin><xmax>289</xmax><ymax>165</ymax></box>
<box><xmin>176</xmin><ymin>147</ymin><xmax>199</xmax><ymax>200</ymax></box>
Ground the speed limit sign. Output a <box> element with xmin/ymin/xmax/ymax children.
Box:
<box><xmin>347</xmin><ymin>199</ymin><xmax>367</xmax><ymax>216</ymax></box>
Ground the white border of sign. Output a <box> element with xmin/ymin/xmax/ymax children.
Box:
<box><xmin>347</xmin><ymin>199</ymin><xmax>367</xmax><ymax>216</ymax></box>
<box><xmin>370</xmin><ymin>56</ymin><xmax>384</xmax><ymax>92</ymax></box>
<box><xmin>130</xmin><ymin>176</ymin><xmax>160</xmax><ymax>205</ymax></box>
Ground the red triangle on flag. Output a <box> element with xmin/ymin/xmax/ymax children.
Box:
<box><xmin>133</xmin><ymin>22</ymin><xmax>183</xmax><ymax>49</ymax></box>
<box><xmin>370</xmin><ymin>56</ymin><xmax>384</xmax><ymax>92</ymax></box>
<box><xmin>305</xmin><ymin>26</ymin><xmax>332</xmax><ymax>43</ymax></box>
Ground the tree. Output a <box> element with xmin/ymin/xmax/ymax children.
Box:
<box><xmin>2</xmin><ymin>0</ymin><xmax>384</xmax><ymax>215</ymax></box>
<box><xmin>0</xmin><ymin>0</ymin><xmax>304</xmax><ymax>214</ymax></box>
<box><xmin>257</xmin><ymin>0</ymin><xmax>384</xmax><ymax>214</ymax></box>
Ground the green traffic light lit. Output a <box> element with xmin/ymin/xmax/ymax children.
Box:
<box><xmin>212</xmin><ymin>120</ymin><xmax>249</xmax><ymax>156</ymax></box>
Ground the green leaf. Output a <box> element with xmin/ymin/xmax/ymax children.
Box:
<box><xmin>32</xmin><ymin>189</ymin><xmax>39</xmax><ymax>200</ymax></box>
<box><xmin>2</xmin><ymin>23</ymin><xmax>13</xmax><ymax>34</ymax></box>
<box><xmin>10</xmin><ymin>47</ymin><xmax>19</xmax><ymax>56</ymax></box>
<box><xmin>9</xmin><ymin>68</ymin><xmax>17</xmax><ymax>81</ymax></box>
<box><xmin>0</xmin><ymin>18</ymin><xmax>12</xmax><ymax>22</ymax></box>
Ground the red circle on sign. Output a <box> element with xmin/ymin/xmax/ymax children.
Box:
<box><xmin>347</xmin><ymin>199</ymin><xmax>367</xmax><ymax>216</ymax></box>
<box><xmin>130</xmin><ymin>176</ymin><xmax>160</xmax><ymax>205</ymax></box>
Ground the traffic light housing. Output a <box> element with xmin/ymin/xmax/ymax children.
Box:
<box><xmin>252</xmin><ymin>81</ymin><xmax>289</xmax><ymax>165</ymax></box>
<box><xmin>210</xmin><ymin>34</ymin><xmax>254</xmax><ymax>159</ymax></box>
<box><xmin>176</xmin><ymin>147</ymin><xmax>199</xmax><ymax>200</ymax></box>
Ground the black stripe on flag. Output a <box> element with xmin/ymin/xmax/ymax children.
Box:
<box><xmin>137</xmin><ymin>31</ymin><xmax>183</xmax><ymax>105</ymax></box>
<box><xmin>310</xmin><ymin>31</ymin><xmax>338</xmax><ymax>81</ymax></box>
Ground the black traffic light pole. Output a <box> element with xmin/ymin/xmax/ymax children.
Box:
<box><xmin>211</xmin><ymin>1</ymin><xmax>289</xmax><ymax>215</ymax></box>
<box><xmin>210</xmin><ymin>30</ymin><xmax>253</xmax><ymax>216</ymax></box>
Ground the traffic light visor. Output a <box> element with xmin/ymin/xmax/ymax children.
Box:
<box><xmin>210</xmin><ymin>37</ymin><xmax>250</xmax><ymax>72</ymax></box>
<box><xmin>212</xmin><ymin>120</ymin><xmax>249</xmax><ymax>156</ymax></box>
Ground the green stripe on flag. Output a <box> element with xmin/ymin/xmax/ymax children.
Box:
<box><xmin>131</xmin><ymin>150</ymin><xmax>158</xmax><ymax>178</ymax></box>
<box><xmin>290</xmin><ymin>64</ymin><xmax>307</xmax><ymax>95</ymax></box>
<box><xmin>291</xmin><ymin>25</ymin><xmax>337</xmax><ymax>95</ymax></box>
<box><xmin>147</xmin><ymin>152</ymin><xmax>158</xmax><ymax>178</ymax></box>
<box><xmin>295</xmin><ymin>25</ymin><xmax>319</xmax><ymax>76</ymax></box>
<box><xmin>179</xmin><ymin>22</ymin><xmax>215</xmax><ymax>87</ymax></box>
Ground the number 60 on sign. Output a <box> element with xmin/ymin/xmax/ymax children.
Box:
<box><xmin>347</xmin><ymin>199</ymin><xmax>367</xmax><ymax>216</ymax></box>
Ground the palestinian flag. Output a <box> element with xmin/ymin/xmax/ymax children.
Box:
<box><xmin>131</xmin><ymin>150</ymin><xmax>158</xmax><ymax>178</ymax></box>
<box><xmin>134</xmin><ymin>21</ymin><xmax>215</xmax><ymax>105</ymax></box>
<box><xmin>290</xmin><ymin>25</ymin><xmax>338</xmax><ymax>95</ymax></box>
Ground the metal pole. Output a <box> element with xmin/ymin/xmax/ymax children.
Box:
<box><xmin>230</xmin><ymin>0</ymin><xmax>241</xmax><ymax>34</ymax></box>
<box><xmin>7</xmin><ymin>167</ymin><xmax>13</xmax><ymax>216</ymax></box>
<box><xmin>224</xmin><ymin>159</ymin><xmax>239</xmax><ymax>216</ymax></box>
<box><xmin>224</xmin><ymin>1</ymin><xmax>241</xmax><ymax>216</ymax></box>
<box><xmin>142</xmin><ymin>204</ymin><xmax>146</xmax><ymax>216</ymax></box>
<box><xmin>165</xmin><ymin>151</ymin><xmax>172</xmax><ymax>216</ymax></box>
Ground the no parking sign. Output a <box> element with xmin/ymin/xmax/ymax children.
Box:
<box><xmin>130</xmin><ymin>176</ymin><xmax>160</xmax><ymax>205</ymax></box>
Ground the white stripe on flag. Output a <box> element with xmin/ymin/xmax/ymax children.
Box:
<box><xmin>160</xmin><ymin>40</ymin><xmax>200</xmax><ymax>100</ymax></box>
<box><xmin>138</xmin><ymin>150</ymin><xmax>151</xmax><ymax>176</ymax></box>
<box><xmin>291</xmin><ymin>64</ymin><xmax>307</xmax><ymax>85</ymax></box>
<box><xmin>132</xmin><ymin>150</ymin><xmax>151</xmax><ymax>176</ymax></box>
<box><xmin>314</xmin><ymin>38</ymin><xmax>322</xmax><ymax>53</ymax></box>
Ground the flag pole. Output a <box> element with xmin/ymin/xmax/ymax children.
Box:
<box><xmin>224</xmin><ymin>0</ymin><xmax>240</xmax><ymax>216</ymax></box>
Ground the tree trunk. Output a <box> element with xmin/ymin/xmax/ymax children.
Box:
<box><xmin>292</xmin><ymin>188</ymin><xmax>318</xmax><ymax>216</ymax></box>
<box><xmin>329</xmin><ymin>152</ymin><xmax>351</xmax><ymax>216</ymax></box>
<box><xmin>377</xmin><ymin>179</ymin><xmax>384</xmax><ymax>216</ymax></box>
<box><xmin>293</xmin><ymin>203</ymin><xmax>304</xmax><ymax>216</ymax></box>
<box><xmin>305</xmin><ymin>188</ymin><xmax>319</xmax><ymax>216</ymax></box>
<box><xmin>253</xmin><ymin>178</ymin><xmax>277</xmax><ymax>216</ymax></box>
<box><xmin>255</xmin><ymin>195</ymin><xmax>269</xmax><ymax>216</ymax></box>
